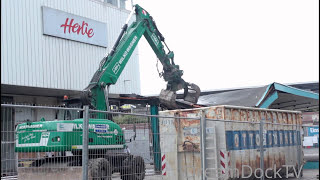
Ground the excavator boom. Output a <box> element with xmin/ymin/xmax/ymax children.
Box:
<box><xmin>83</xmin><ymin>4</ymin><xmax>200</xmax><ymax>113</ymax></box>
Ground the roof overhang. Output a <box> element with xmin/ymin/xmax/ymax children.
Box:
<box><xmin>256</xmin><ymin>83</ymin><xmax>319</xmax><ymax>111</ymax></box>
<box><xmin>1</xmin><ymin>84</ymin><xmax>82</xmax><ymax>98</ymax></box>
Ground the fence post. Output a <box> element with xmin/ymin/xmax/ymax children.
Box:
<box><xmin>200</xmin><ymin>110</ymin><xmax>206</xmax><ymax>180</ymax></box>
<box><xmin>259</xmin><ymin>119</ymin><xmax>265</xmax><ymax>180</ymax></box>
<box><xmin>82</xmin><ymin>105</ymin><xmax>89</xmax><ymax>180</ymax></box>
<box><xmin>150</xmin><ymin>105</ymin><xmax>161</xmax><ymax>172</ymax></box>
<box><xmin>296</xmin><ymin>124</ymin><xmax>301</xmax><ymax>179</ymax></box>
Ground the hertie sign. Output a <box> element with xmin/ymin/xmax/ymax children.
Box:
<box><xmin>42</xmin><ymin>6</ymin><xmax>107</xmax><ymax>47</ymax></box>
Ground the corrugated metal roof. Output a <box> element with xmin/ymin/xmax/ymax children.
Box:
<box><xmin>198</xmin><ymin>85</ymin><xmax>268</xmax><ymax>107</ymax></box>
<box><xmin>197</xmin><ymin>82</ymin><xmax>319</xmax><ymax>112</ymax></box>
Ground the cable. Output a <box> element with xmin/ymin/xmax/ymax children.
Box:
<box><xmin>156</xmin><ymin>58</ymin><xmax>163</xmax><ymax>78</ymax></box>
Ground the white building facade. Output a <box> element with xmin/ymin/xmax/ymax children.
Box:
<box><xmin>1</xmin><ymin>0</ymin><xmax>141</xmax><ymax>95</ymax></box>
<box><xmin>1</xmin><ymin>0</ymin><xmax>141</xmax><ymax>128</ymax></box>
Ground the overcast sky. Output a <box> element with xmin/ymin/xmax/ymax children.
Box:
<box><xmin>132</xmin><ymin>0</ymin><xmax>319</xmax><ymax>95</ymax></box>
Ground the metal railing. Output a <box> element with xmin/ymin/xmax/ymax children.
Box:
<box><xmin>1</xmin><ymin>103</ymin><xmax>195</xmax><ymax>180</ymax></box>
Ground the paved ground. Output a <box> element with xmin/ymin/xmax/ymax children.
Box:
<box><xmin>4</xmin><ymin>148</ymin><xmax>318</xmax><ymax>180</ymax></box>
<box><xmin>115</xmin><ymin>148</ymin><xmax>319</xmax><ymax>179</ymax></box>
<box><xmin>304</xmin><ymin>147</ymin><xmax>319</xmax><ymax>161</ymax></box>
<box><xmin>3</xmin><ymin>168</ymin><xmax>318</xmax><ymax>180</ymax></box>
<box><xmin>112</xmin><ymin>163</ymin><xmax>164</xmax><ymax>180</ymax></box>
<box><xmin>111</xmin><ymin>169</ymin><xmax>319</xmax><ymax>180</ymax></box>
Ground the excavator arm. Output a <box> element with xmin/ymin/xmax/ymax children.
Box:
<box><xmin>82</xmin><ymin>4</ymin><xmax>200</xmax><ymax>115</ymax></box>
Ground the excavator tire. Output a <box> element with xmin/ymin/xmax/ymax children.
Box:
<box><xmin>89</xmin><ymin>158</ymin><xmax>112</xmax><ymax>180</ymax></box>
<box><xmin>121</xmin><ymin>156</ymin><xmax>145</xmax><ymax>180</ymax></box>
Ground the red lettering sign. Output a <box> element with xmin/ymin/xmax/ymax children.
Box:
<box><xmin>60</xmin><ymin>18</ymin><xmax>95</xmax><ymax>38</ymax></box>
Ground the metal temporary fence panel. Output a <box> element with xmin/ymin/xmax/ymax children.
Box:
<box><xmin>159</xmin><ymin>110</ymin><xmax>179</xmax><ymax>179</ymax></box>
<box><xmin>159</xmin><ymin>109</ymin><xmax>217</xmax><ymax>180</ymax></box>
<box><xmin>1</xmin><ymin>101</ymin><xmax>17</xmax><ymax>177</ymax></box>
<box><xmin>1</xmin><ymin>103</ymin><xmax>306</xmax><ymax>179</ymax></box>
<box><xmin>176</xmin><ymin>111</ymin><xmax>201</xmax><ymax>180</ymax></box>
<box><xmin>1</xmin><ymin>104</ymin><xmax>154</xmax><ymax>179</ymax></box>
<box><xmin>1</xmin><ymin>103</ymin><xmax>174</xmax><ymax>180</ymax></box>
<box><xmin>204</xmin><ymin>124</ymin><xmax>218</xmax><ymax>180</ymax></box>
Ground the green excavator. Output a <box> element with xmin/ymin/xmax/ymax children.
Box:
<box><xmin>81</xmin><ymin>4</ymin><xmax>200</xmax><ymax>113</ymax></box>
<box><xmin>15</xmin><ymin>4</ymin><xmax>200</xmax><ymax>180</ymax></box>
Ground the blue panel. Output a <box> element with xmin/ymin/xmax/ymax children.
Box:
<box><xmin>270</xmin><ymin>131</ymin><xmax>274</xmax><ymax>147</ymax></box>
<box><xmin>303</xmin><ymin>162</ymin><xmax>319</xmax><ymax>169</ymax></box>
<box><xmin>266</xmin><ymin>131</ymin><xmax>273</xmax><ymax>147</ymax></box>
<box><xmin>248</xmin><ymin>131</ymin><xmax>255</xmax><ymax>149</ymax></box>
<box><xmin>266</xmin><ymin>131</ymin><xmax>270</xmax><ymax>147</ymax></box>
<box><xmin>284</xmin><ymin>131</ymin><xmax>290</xmax><ymax>146</ymax></box>
<box><xmin>292</xmin><ymin>131</ymin><xmax>294</xmax><ymax>145</ymax></box>
<box><xmin>297</xmin><ymin>131</ymin><xmax>301</xmax><ymax>145</ymax></box>
<box><xmin>226</xmin><ymin>131</ymin><xmax>234</xmax><ymax>150</ymax></box>
<box><xmin>292</xmin><ymin>131</ymin><xmax>296</xmax><ymax>145</ymax></box>
<box><xmin>284</xmin><ymin>131</ymin><xmax>289</xmax><ymax>146</ymax></box>
<box><xmin>274</xmin><ymin>131</ymin><xmax>280</xmax><ymax>147</ymax></box>
<box><xmin>255</xmin><ymin>131</ymin><xmax>261</xmax><ymax>149</ymax></box>
<box><xmin>225</xmin><ymin>130</ymin><xmax>303</xmax><ymax>150</ymax></box>
<box><xmin>233</xmin><ymin>131</ymin><xmax>241</xmax><ymax>150</ymax></box>
<box><xmin>288</xmin><ymin>131</ymin><xmax>292</xmax><ymax>146</ymax></box>
<box><xmin>307</xmin><ymin>127</ymin><xmax>319</xmax><ymax>136</ymax></box>
<box><xmin>279</xmin><ymin>131</ymin><xmax>284</xmax><ymax>146</ymax></box>
<box><xmin>240</xmin><ymin>131</ymin><xmax>249</xmax><ymax>150</ymax></box>
<box><xmin>271</xmin><ymin>131</ymin><xmax>274</xmax><ymax>147</ymax></box>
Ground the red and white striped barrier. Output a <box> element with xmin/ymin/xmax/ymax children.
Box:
<box><xmin>162</xmin><ymin>154</ymin><xmax>166</xmax><ymax>176</ymax></box>
<box><xmin>228</xmin><ymin>151</ymin><xmax>230</xmax><ymax>166</ymax></box>
<box><xmin>220</xmin><ymin>150</ymin><xmax>229</xmax><ymax>175</ymax></box>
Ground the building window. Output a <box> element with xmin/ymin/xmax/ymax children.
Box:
<box><xmin>100</xmin><ymin>0</ymin><xmax>127</xmax><ymax>9</ymax></box>
<box><xmin>104</xmin><ymin>0</ymin><xmax>118</xmax><ymax>7</ymax></box>
<box><xmin>119</xmin><ymin>0</ymin><xmax>126</xmax><ymax>9</ymax></box>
